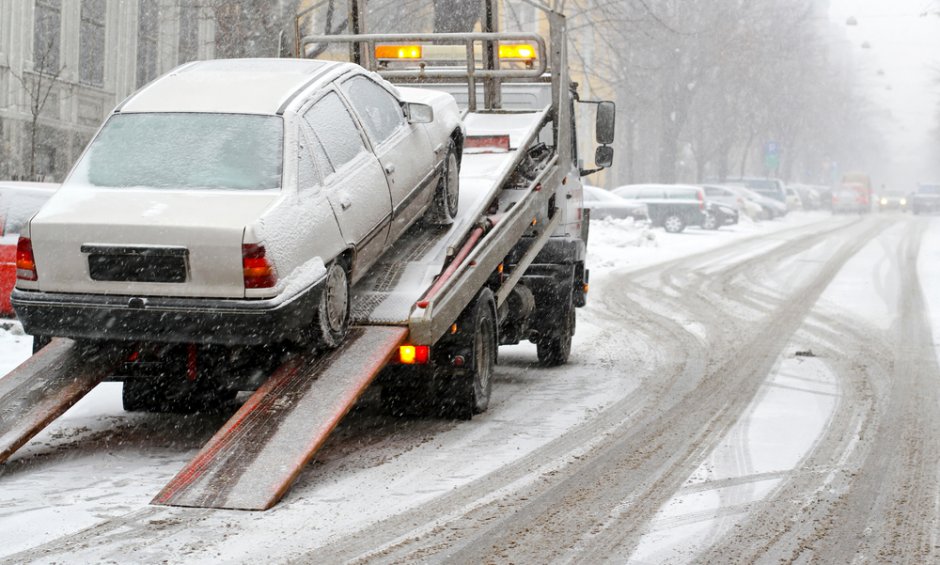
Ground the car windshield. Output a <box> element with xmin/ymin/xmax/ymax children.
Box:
<box><xmin>919</xmin><ymin>184</ymin><xmax>940</xmax><ymax>195</ymax></box>
<box><xmin>69</xmin><ymin>113</ymin><xmax>283</xmax><ymax>190</ymax></box>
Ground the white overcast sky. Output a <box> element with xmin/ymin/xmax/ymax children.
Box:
<box><xmin>828</xmin><ymin>0</ymin><xmax>940</xmax><ymax>188</ymax></box>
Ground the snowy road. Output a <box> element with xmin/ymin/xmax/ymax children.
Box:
<box><xmin>1</xmin><ymin>213</ymin><xmax>939</xmax><ymax>563</ymax></box>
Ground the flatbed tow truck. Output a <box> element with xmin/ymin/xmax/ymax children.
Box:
<box><xmin>0</xmin><ymin>2</ymin><xmax>614</xmax><ymax>511</ymax></box>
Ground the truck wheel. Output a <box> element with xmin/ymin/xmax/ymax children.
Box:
<box><xmin>537</xmin><ymin>302</ymin><xmax>575</xmax><ymax>366</ymax></box>
<box><xmin>663</xmin><ymin>214</ymin><xmax>686</xmax><ymax>233</ymax></box>
<box><xmin>426</xmin><ymin>142</ymin><xmax>460</xmax><ymax>225</ymax></box>
<box><xmin>442</xmin><ymin>289</ymin><xmax>496</xmax><ymax>419</ymax></box>
<box><xmin>312</xmin><ymin>262</ymin><xmax>350</xmax><ymax>349</ymax></box>
<box><xmin>122</xmin><ymin>379</ymin><xmax>234</xmax><ymax>413</ymax></box>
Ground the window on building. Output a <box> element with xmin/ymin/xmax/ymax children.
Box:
<box><xmin>33</xmin><ymin>0</ymin><xmax>62</xmax><ymax>73</ymax></box>
<box><xmin>136</xmin><ymin>0</ymin><xmax>159</xmax><ymax>88</ymax></box>
<box><xmin>80</xmin><ymin>0</ymin><xmax>106</xmax><ymax>86</ymax></box>
<box><xmin>178</xmin><ymin>4</ymin><xmax>199</xmax><ymax>63</ymax></box>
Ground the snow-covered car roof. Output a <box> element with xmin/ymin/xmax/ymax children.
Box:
<box><xmin>119</xmin><ymin>58</ymin><xmax>347</xmax><ymax>115</ymax></box>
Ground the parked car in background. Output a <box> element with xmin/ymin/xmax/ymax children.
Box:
<box><xmin>703</xmin><ymin>201</ymin><xmax>739</xmax><ymax>230</ymax></box>
<box><xmin>722</xmin><ymin>184</ymin><xmax>784</xmax><ymax>219</ymax></box>
<box><xmin>785</xmin><ymin>187</ymin><xmax>803</xmax><ymax>210</ymax></box>
<box><xmin>12</xmin><ymin>58</ymin><xmax>464</xmax><ymax>350</ymax></box>
<box><xmin>911</xmin><ymin>183</ymin><xmax>940</xmax><ymax>214</ymax></box>
<box><xmin>582</xmin><ymin>185</ymin><xmax>649</xmax><ymax>222</ymax></box>
<box><xmin>0</xmin><ymin>182</ymin><xmax>57</xmax><ymax>317</ymax></box>
<box><xmin>702</xmin><ymin>184</ymin><xmax>761</xmax><ymax>220</ymax></box>
<box><xmin>789</xmin><ymin>183</ymin><xmax>822</xmax><ymax>210</ymax></box>
<box><xmin>613</xmin><ymin>184</ymin><xmax>706</xmax><ymax>233</ymax></box>
<box><xmin>832</xmin><ymin>182</ymin><xmax>872</xmax><ymax>214</ymax></box>
<box><xmin>722</xmin><ymin>177</ymin><xmax>788</xmax><ymax>211</ymax></box>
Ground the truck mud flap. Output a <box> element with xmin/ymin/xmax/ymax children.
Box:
<box><xmin>0</xmin><ymin>338</ymin><xmax>124</xmax><ymax>464</ymax></box>
<box><xmin>152</xmin><ymin>326</ymin><xmax>407</xmax><ymax>511</ymax></box>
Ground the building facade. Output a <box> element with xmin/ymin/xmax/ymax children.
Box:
<box><xmin>0</xmin><ymin>0</ymin><xmax>216</xmax><ymax>180</ymax></box>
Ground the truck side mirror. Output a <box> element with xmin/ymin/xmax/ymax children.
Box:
<box><xmin>595</xmin><ymin>145</ymin><xmax>614</xmax><ymax>168</ymax></box>
<box><xmin>595</xmin><ymin>101</ymin><xmax>616</xmax><ymax>145</ymax></box>
<box><xmin>404</xmin><ymin>102</ymin><xmax>434</xmax><ymax>124</ymax></box>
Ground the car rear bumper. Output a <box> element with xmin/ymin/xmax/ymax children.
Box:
<box><xmin>11</xmin><ymin>277</ymin><xmax>326</xmax><ymax>346</ymax></box>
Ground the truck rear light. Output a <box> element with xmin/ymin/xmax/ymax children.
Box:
<box><xmin>242</xmin><ymin>243</ymin><xmax>277</xmax><ymax>289</ymax></box>
<box><xmin>399</xmin><ymin>345</ymin><xmax>430</xmax><ymax>365</ymax></box>
<box><xmin>16</xmin><ymin>236</ymin><xmax>38</xmax><ymax>281</ymax></box>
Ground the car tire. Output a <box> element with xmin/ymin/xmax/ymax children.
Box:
<box><xmin>663</xmin><ymin>214</ymin><xmax>686</xmax><ymax>233</ymax></box>
<box><xmin>537</xmin><ymin>301</ymin><xmax>575</xmax><ymax>367</ymax></box>
<box><xmin>702</xmin><ymin>214</ymin><xmax>719</xmax><ymax>230</ymax></box>
<box><xmin>312</xmin><ymin>262</ymin><xmax>350</xmax><ymax>349</ymax></box>
<box><xmin>426</xmin><ymin>142</ymin><xmax>460</xmax><ymax>225</ymax></box>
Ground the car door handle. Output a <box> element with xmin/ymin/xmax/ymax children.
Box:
<box><xmin>385</xmin><ymin>163</ymin><xmax>396</xmax><ymax>174</ymax></box>
<box><xmin>340</xmin><ymin>196</ymin><xmax>352</xmax><ymax>210</ymax></box>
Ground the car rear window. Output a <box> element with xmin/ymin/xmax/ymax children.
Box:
<box><xmin>71</xmin><ymin>113</ymin><xmax>283</xmax><ymax>190</ymax></box>
<box><xmin>919</xmin><ymin>184</ymin><xmax>940</xmax><ymax>195</ymax></box>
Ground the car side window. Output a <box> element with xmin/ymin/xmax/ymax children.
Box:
<box><xmin>303</xmin><ymin>92</ymin><xmax>367</xmax><ymax>171</ymax></box>
<box><xmin>639</xmin><ymin>189</ymin><xmax>662</xmax><ymax>199</ymax></box>
<box><xmin>297</xmin><ymin>128</ymin><xmax>324</xmax><ymax>190</ymax></box>
<box><xmin>342</xmin><ymin>75</ymin><xmax>405</xmax><ymax>146</ymax></box>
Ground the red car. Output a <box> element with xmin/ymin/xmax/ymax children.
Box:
<box><xmin>0</xmin><ymin>182</ymin><xmax>57</xmax><ymax>317</ymax></box>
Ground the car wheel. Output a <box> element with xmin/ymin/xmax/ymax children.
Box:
<box><xmin>312</xmin><ymin>262</ymin><xmax>350</xmax><ymax>349</ymax></box>
<box><xmin>702</xmin><ymin>214</ymin><xmax>719</xmax><ymax>230</ymax></box>
<box><xmin>426</xmin><ymin>142</ymin><xmax>460</xmax><ymax>225</ymax></box>
<box><xmin>663</xmin><ymin>214</ymin><xmax>686</xmax><ymax>233</ymax></box>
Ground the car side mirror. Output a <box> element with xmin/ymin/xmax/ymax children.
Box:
<box><xmin>404</xmin><ymin>102</ymin><xmax>433</xmax><ymax>124</ymax></box>
<box><xmin>595</xmin><ymin>101</ymin><xmax>616</xmax><ymax>145</ymax></box>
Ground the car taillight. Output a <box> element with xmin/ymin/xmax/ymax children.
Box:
<box><xmin>698</xmin><ymin>191</ymin><xmax>705</xmax><ymax>210</ymax></box>
<box><xmin>242</xmin><ymin>243</ymin><xmax>277</xmax><ymax>289</ymax></box>
<box><xmin>16</xmin><ymin>236</ymin><xmax>37</xmax><ymax>281</ymax></box>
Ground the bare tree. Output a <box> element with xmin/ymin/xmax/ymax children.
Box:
<box><xmin>10</xmin><ymin>32</ymin><xmax>64</xmax><ymax>179</ymax></box>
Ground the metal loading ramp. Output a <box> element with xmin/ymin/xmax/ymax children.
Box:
<box><xmin>153</xmin><ymin>326</ymin><xmax>407</xmax><ymax>511</ymax></box>
<box><xmin>0</xmin><ymin>338</ymin><xmax>124</xmax><ymax>464</ymax></box>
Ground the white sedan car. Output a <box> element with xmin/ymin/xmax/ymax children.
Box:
<box><xmin>582</xmin><ymin>185</ymin><xmax>648</xmax><ymax>222</ymax></box>
<box><xmin>13</xmin><ymin>58</ymin><xmax>463</xmax><ymax>349</ymax></box>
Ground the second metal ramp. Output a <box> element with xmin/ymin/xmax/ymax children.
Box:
<box><xmin>0</xmin><ymin>338</ymin><xmax>124</xmax><ymax>464</ymax></box>
<box><xmin>152</xmin><ymin>326</ymin><xmax>407</xmax><ymax>511</ymax></box>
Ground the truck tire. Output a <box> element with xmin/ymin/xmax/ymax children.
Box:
<box><xmin>122</xmin><ymin>378</ymin><xmax>234</xmax><ymax>413</ymax></box>
<box><xmin>663</xmin><ymin>214</ymin><xmax>686</xmax><ymax>233</ymax></box>
<box><xmin>441</xmin><ymin>289</ymin><xmax>497</xmax><ymax>419</ymax></box>
<box><xmin>536</xmin><ymin>301</ymin><xmax>575</xmax><ymax>366</ymax></box>
<box><xmin>426</xmin><ymin>142</ymin><xmax>460</xmax><ymax>225</ymax></box>
<box><xmin>311</xmin><ymin>262</ymin><xmax>350</xmax><ymax>349</ymax></box>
